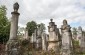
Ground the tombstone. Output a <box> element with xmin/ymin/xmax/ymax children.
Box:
<box><xmin>5</xmin><ymin>2</ymin><xmax>20</xmax><ymax>55</ymax></box>
<box><xmin>82</xmin><ymin>32</ymin><xmax>85</xmax><ymax>52</ymax></box>
<box><xmin>45</xmin><ymin>34</ymin><xmax>49</xmax><ymax>50</ymax></box>
<box><xmin>35</xmin><ymin>26</ymin><xmax>42</xmax><ymax>50</ymax></box>
<box><xmin>77</xmin><ymin>26</ymin><xmax>85</xmax><ymax>52</ymax></box>
<box><xmin>24</xmin><ymin>28</ymin><xmax>29</xmax><ymax>39</ymax></box>
<box><xmin>42</xmin><ymin>33</ymin><xmax>47</xmax><ymax>51</ymax></box>
<box><xmin>48</xmin><ymin>19</ymin><xmax>60</xmax><ymax>52</ymax></box>
<box><xmin>36</xmin><ymin>37</ymin><xmax>42</xmax><ymax>50</ymax></box>
<box><xmin>61</xmin><ymin>19</ymin><xmax>73</xmax><ymax>55</ymax></box>
<box><xmin>77</xmin><ymin>26</ymin><xmax>82</xmax><ymax>46</ymax></box>
<box><xmin>31</xmin><ymin>32</ymin><xmax>37</xmax><ymax>49</ymax></box>
<box><xmin>31</xmin><ymin>33</ymin><xmax>36</xmax><ymax>43</ymax></box>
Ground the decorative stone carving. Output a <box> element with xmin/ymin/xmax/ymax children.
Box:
<box><xmin>13</xmin><ymin>2</ymin><xmax>19</xmax><ymax>12</ymax></box>
<box><xmin>61</xmin><ymin>19</ymin><xmax>72</xmax><ymax>55</ymax></box>
<box><xmin>48</xmin><ymin>19</ymin><xmax>60</xmax><ymax>53</ymax></box>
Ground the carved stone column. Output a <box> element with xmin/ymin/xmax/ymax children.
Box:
<box><xmin>6</xmin><ymin>2</ymin><xmax>20</xmax><ymax>55</ymax></box>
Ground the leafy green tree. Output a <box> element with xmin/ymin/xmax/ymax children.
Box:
<box><xmin>26</xmin><ymin>21</ymin><xmax>37</xmax><ymax>36</ymax></box>
<box><xmin>72</xmin><ymin>27</ymin><xmax>77</xmax><ymax>35</ymax></box>
<box><xmin>0</xmin><ymin>5</ymin><xmax>10</xmax><ymax>44</ymax></box>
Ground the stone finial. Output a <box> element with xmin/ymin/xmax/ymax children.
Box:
<box><xmin>63</xmin><ymin>19</ymin><xmax>67</xmax><ymax>25</ymax></box>
<box><xmin>13</xmin><ymin>2</ymin><xmax>19</xmax><ymax>12</ymax></box>
<box><xmin>50</xmin><ymin>19</ymin><xmax>53</xmax><ymax>22</ymax></box>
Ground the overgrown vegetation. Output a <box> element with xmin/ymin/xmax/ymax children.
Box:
<box><xmin>0</xmin><ymin>5</ymin><xmax>10</xmax><ymax>44</ymax></box>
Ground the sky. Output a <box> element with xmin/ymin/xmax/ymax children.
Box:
<box><xmin>0</xmin><ymin>0</ymin><xmax>85</xmax><ymax>32</ymax></box>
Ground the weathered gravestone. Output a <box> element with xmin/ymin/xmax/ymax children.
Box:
<box><xmin>42</xmin><ymin>33</ymin><xmax>47</xmax><ymax>51</ymax></box>
<box><xmin>61</xmin><ymin>19</ymin><xmax>73</xmax><ymax>55</ymax></box>
<box><xmin>77</xmin><ymin>26</ymin><xmax>85</xmax><ymax>52</ymax></box>
<box><xmin>48</xmin><ymin>19</ymin><xmax>60</xmax><ymax>53</ymax></box>
<box><xmin>24</xmin><ymin>28</ymin><xmax>29</xmax><ymax>39</ymax></box>
<box><xmin>31</xmin><ymin>30</ymin><xmax>37</xmax><ymax>49</ymax></box>
<box><xmin>77</xmin><ymin>26</ymin><xmax>82</xmax><ymax>46</ymax></box>
<box><xmin>5</xmin><ymin>2</ymin><xmax>21</xmax><ymax>55</ymax></box>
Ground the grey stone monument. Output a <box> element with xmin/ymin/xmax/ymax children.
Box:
<box><xmin>77</xmin><ymin>26</ymin><xmax>82</xmax><ymax>46</ymax></box>
<box><xmin>5</xmin><ymin>2</ymin><xmax>20</xmax><ymax>55</ymax></box>
<box><xmin>36</xmin><ymin>37</ymin><xmax>42</xmax><ymax>50</ymax></box>
<box><xmin>82</xmin><ymin>31</ymin><xmax>85</xmax><ymax>52</ymax></box>
<box><xmin>31</xmin><ymin>31</ymin><xmax>37</xmax><ymax>49</ymax></box>
<box><xmin>48</xmin><ymin>19</ymin><xmax>60</xmax><ymax>52</ymax></box>
<box><xmin>35</xmin><ymin>26</ymin><xmax>42</xmax><ymax>50</ymax></box>
<box><xmin>42</xmin><ymin>33</ymin><xmax>47</xmax><ymax>51</ymax></box>
<box><xmin>31</xmin><ymin>33</ymin><xmax>36</xmax><ymax>43</ymax></box>
<box><xmin>61</xmin><ymin>19</ymin><xmax>72</xmax><ymax>55</ymax></box>
<box><xmin>24</xmin><ymin>28</ymin><xmax>29</xmax><ymax>39</ymax></box>
<box><xmin>77</xmin><ymin>26</ymin><xmax>85</xmax><ymax>52</ymax></box>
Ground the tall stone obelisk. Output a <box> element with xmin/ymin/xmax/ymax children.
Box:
<box><xmin>6</xmin><ymin>2</ymin><xmax>20</xmax><ymax>55</ymax></box>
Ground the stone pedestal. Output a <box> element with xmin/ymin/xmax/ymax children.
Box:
<box><xmin>6</xmin><ymin>2</ymin><xmax>20</xmax><ymax>55</ymax></box>
<box><xmin>6</xmin><ymin>40</ymin><xmax>20</xmax><ymax>55</ymax></box>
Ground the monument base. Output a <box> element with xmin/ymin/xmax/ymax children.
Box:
<box><xmin>5</xmin><ymin>39</ymin><xmax>21</xmax><ymax>55</ymax></box>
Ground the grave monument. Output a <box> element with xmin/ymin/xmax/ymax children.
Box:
<box><xmin>5</xmin><ymin>2</ymin><xmax>20</xmax><ymax>55</ymax></box>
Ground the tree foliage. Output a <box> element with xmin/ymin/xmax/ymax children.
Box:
<box><xmin>0</xmin><ymin>5</ymin><xmax>10</xmax><ymax>44</ymax></box>
<box><xmin>37</xmin><ymin>23</ymin><xmax>46</xmax><ymax>33</ymax></box>
<box><xmin>72</xmin><ymin>27</ymin><xmax>77</xmax><ymax>35</ymax></box>
<box><xmin>26</xmin><ymin>21</ymin><xmax>37</xmax><ymax>36</ymax></box>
